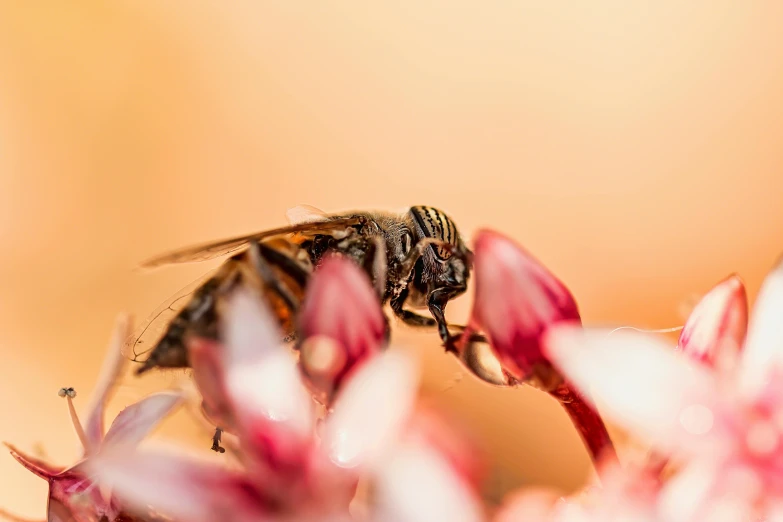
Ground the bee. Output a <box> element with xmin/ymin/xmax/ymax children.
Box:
<box><xmin>129</xmin><ymin>205</ymin><xmax>475</xmax><ymax>375</ymax></box>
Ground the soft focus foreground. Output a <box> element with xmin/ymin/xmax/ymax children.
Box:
<box><xmin>7</xmin><ymin>233</ymin><xmax>783</xmax><ymax>521</ymax></box>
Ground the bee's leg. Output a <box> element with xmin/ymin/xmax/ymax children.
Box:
<box><xmin>427</xmin><ymin>287</ymin><xmax>463</xmax><ymax>344</ymax></box>
<box><xmin>255</xmin><ymin>242</ymin><xmax>310</xmax><ymax>288</ymax></box>
<box><xmin>427</xmin><ymin>287</ymin><xmax>489</xmax><ymax>352</ymax></box>
<box><xmin>211</xmin><ymin>427</ymin><xmax>226</xmax><ymax>453</ymax></box>
<box><xmin>245</xmin><ymin>240</ymin><xmax>302</xmax><ymax>314</ymax></box>
<box><xmin>390</xmin><ymin>287</ymin><xmax>437</xmax><ymax>328</ymax></box>
<box><xmin>388</xmin><ymin>240</ymin><xmax>449</xmax><ymax>329</ymax></box>
<box><xmin>362</xmin><ymin>236</ymin><xmax>387</xmax><ymax>299</ymax></box>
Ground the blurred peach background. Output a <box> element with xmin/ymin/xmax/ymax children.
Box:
<box><xmin>2</xmin><ymin>1</ymin><xmax>783</xmax><ymax>517</ymax></box>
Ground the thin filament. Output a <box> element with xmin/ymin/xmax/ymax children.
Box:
<box><xmin>65</xmin><ymin>396</ymin><xmax>92</xmax><ymax>452</ymax></box>
<box><xmin>606</xmin><ymin>325</ymin><xmax>683</xmax><ymax>337</ymax></box>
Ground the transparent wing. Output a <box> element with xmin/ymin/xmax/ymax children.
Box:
<box><xmin>138</xmin><ymin>216</ymin><xmax>363</xmax><ymax>268</ymax></box>
<box><xmin>285</xmin><ymin>204</ymin><xmax>330</xmax><ymax>225</ymax></box>
<box><xmin>123</xmin><ymin>268</ymin><xmax>219</xmax><ymax>363</ymax></box>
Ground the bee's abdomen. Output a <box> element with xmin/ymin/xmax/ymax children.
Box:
<box><xmin>134</xmin><ymin>280</ymin><xmax>220</xmax><ymax>375</ymax></box>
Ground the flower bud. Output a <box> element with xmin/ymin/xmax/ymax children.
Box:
<box><xmin>465</xmin><ymin>229</ymin><xmax>580</xmax><ymax>389</ymax></box>
<box><xmin>678</xmin><ymin>275</ymin><xmax>748</xmax><ymax>370</ymax></box>
<box><xmin>298</xmin><ymin>255</ymin><xmax>388</xmax><ymax>403</ymax></box>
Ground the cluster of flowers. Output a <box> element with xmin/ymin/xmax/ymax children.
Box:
<box><xmin>5</xmin><ymin>229</ymin><xmax>783</xmax><ymax>521</ymax></box>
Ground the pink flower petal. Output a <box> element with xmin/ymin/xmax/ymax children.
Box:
<box><xmin>82</xmin><ymin>314</ymin><xmax>132</xmax><ymax>452</ymax></box>
<box><xmin>677</xmin><ymin>275</ymin><xmax>748</xmax><ymax>369</ymax></box>
<box><xmin>86</xmin><ymin>447</ymin><xmax>273</xmax><ymax>522</ymax></box>
<box><xmin>739</xmin><ymin>257</ymin><xmax>783</xmax><ymax>399</ymax></box>
<box><xmin>47</xmin><ymin>498</ymin><xmax>78</xmax><ymax>522</ymax></box>
<box><xmin>48</xmin><ymin>469</ymin><xmax>116</xmax><ymax>522</ymax></box>
<box><xmin>373</xmin><ymin>442</ymin><xmax>485</xmax><ymax>522</ymax></box>
<box><xmin>226</xmin><ymin>350</ymin><xmax>315</xmax><ymax>469</ymax></box>
<box><xmin>6</xmin><ymin>445</ymin><xmax>120</xmax><ymax>521</ymax></box>
<box><xmin>544</xmin><ymin>325</ymin><xmax>725</xmax><ymax>458</ymax></box>
<box><xmin>467</xmin><ymin>229</ymin><xmax>580</xmax><ymax>385</ymax></box>
<box><xmin>298</xmin><ymin>256</ymin><xmax>387</xmax><ymax>402</ymax></box>
<box><xmin>5</xmin><ymin>444</ymin><xmax>62</xmax><ymax>479</ymax></box>
<box><xmin>188</xmin><ymin>337</ymin><xmax>233</xmax><ymax>428</ymax></box>
<box><xmin>657</xmin><ymin>461</ymin><xmax>719</xmax><ymax>522</ymax></box>
<box><xmin>222</xmin><ymin>287</ymin><xmax>313</xmax><ymax>436</ymax></box>
<box><xmin>322</xmin><ymin>351</ymin><xmax>418</xmax><ymax>471</ymax></box>
<box><xmin>101</xmin><ymin>391</ymin><xmax>183</xmax><ymax>449</ymax></box>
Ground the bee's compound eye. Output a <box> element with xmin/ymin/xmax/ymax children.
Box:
<box><xmin>401</xmin><ymin>230</ymin><xmax>413</xmax><ymax>255</ymax></box>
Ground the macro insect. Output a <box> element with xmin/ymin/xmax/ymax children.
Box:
<box><xmin>127</xmin><ymin>205</ymin><xmax>477</xmax><ymax>376</ymax></box>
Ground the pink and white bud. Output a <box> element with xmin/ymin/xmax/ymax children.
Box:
<box><xmin>298</xmin><ymin>255</ymin><xmax>388</xmax><ymax>403</ymax></box>
<box><xmin>678</xmin><ymin>275</ymin><xmax>748</xmax><ymax>370</ymax></box>
<box><xmin>465</xmin><ymin>229</ymin><xmax>580</xmax><ymax>389</ymax></box>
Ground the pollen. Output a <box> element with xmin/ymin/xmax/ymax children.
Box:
<box><xmin>58</xmin><ymin>387</ymin><xmax>77</xmax><ymax>398</ymax></box>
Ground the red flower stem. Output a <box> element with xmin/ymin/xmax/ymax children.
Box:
<box><xmin>550</xmin><ymin>383</ymin><xmax>617</xmax><ymax>465</ymax></box>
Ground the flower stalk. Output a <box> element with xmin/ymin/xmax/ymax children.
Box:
<box><xmin>550</xmin><ymin>383</ymin><xmax>618</xmax><ymax>464</ymax></box>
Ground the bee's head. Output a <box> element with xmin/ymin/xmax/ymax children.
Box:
<box><xmin>406</xmin><ymin>206</ymin><xmax>471</xmax><ymax>304</ymax></box>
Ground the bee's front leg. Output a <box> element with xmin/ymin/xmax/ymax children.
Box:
<box><xmin>427</xmin><ymin>290</ymin><xmax>454</xmax><ymax>345</ymax></box>
<box><xmin>390</xmin><ymin>286</ymin><xmax>437</xmax><ymax>327</ymax></box>
<box><xmin>427</xmin><ymin>286</ymin><xmax>488</xmax><ymax>349</ymax></box>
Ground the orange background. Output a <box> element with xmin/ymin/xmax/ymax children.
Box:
<box><xmin>2</xmin><ymin>2</ymin><xmax>783</xmax><ymax>517</ymax></box>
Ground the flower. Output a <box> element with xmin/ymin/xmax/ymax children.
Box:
<box><xmin>544</xmin><ymin>257</ymin><xmax>783</xmax><ymax>520</ymax></box>
<box><xmin>460</xmin><ymin>229</ymin><xmax>581</xmax><ymax>391</ymax></box>
<box><xmin>5</xmin><ymin>314</ymin><xmax>183</xmax><ymax>522</ymax></box>
<box><xmin>456</xmin><ymin>229</ymin><xmax>616</xmax><ymax>464</ymax></box>
<box><xmin>296</xmin><ymin>255</ymin><xmax>388</xmax><ymax>404</ymax></box>
<box><xmin>676</xmin><ymin>274</ymin><xmax>748</xmax><ymax>370</ymax></box>
<box><xmin>88</xmin><ymin>287</ymin><xmax>484</xmax><ymax>522</ymax></box>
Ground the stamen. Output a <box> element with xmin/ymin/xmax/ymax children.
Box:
<box><xmin>605</xmin><ymin>325</ymin><xmax>684</xmax><ymax>337</ymax></box>
<box><xmin>60</xmin><ymin>388</ymin><xmax>91</xmax><ymax>452</ymax></box>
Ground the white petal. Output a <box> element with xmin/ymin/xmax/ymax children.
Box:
<box><xmin>223</xmin><ymin>286</ymin><xmax>283</xmax><ymax>367</ymax></box>
<box><xmin>322</xmin><ymin>350</ymin><xmax>418</xmax><ymax>470</ymax></box>
<box><xmin>226</xmin><ymin>349</ymin><xmax>314</xmax><ymax>436</ymax></box>
<box><xmin>544</xmin><ymin>325</ymin><xmax>723</xmax><ymax>457</ymax></box>
<box><xmin>83</xmin><ymin>314</ymin><xmax>132</xmax><ymax>449</ymax></box>
<box><xmin>739</xmin><ymin>258</ymin><xmax>783</xmax><ymax>399</ymax></box>
<box><xmin>102</xmin><ymin>391</ymin><xmax>183</xmax><ymax>448</ymax></box>
<box><xmin>373</xmin><ymin>442</ymin><xmax>485</xmax><ymax>522</ymax></box>
<box><xmin>657</xmin><ymin>461</ymin><xmax>717</xmax><ymax>522</ymax></box>
<box><xmin>86</xmin><ymin>446</ymin><xmax>265</xmax><ymax>522</ymax></box>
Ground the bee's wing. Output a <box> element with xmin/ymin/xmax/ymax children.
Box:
<box><xmin>138</xmin><ymin>216</ymin><xmax>364</xmax><ymax>268</ymax></box>
<box><xmin>123</xmin><ymin>268</ymin><xmax>219</xmax><ymax>363</ymax></box>
<box><xmin>285</xmin><ymin>204</ymin><xmax>330</xmax><ymax>225</ymax></box>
